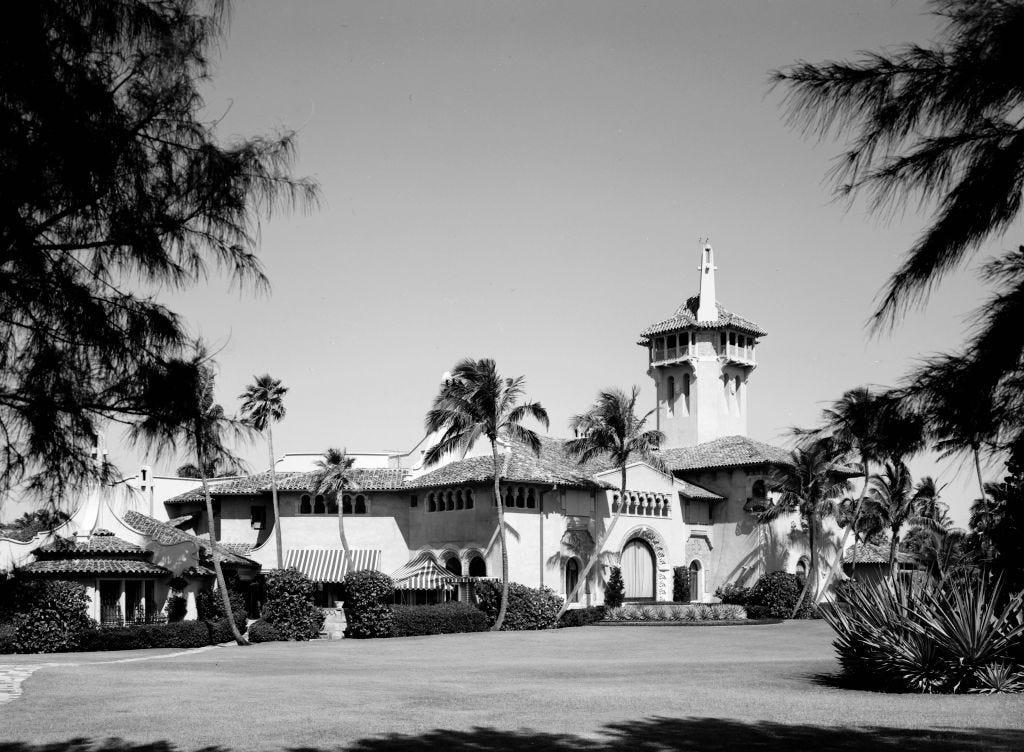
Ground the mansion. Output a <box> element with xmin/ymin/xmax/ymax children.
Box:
<box><xmin>1</xmin><ymin>245</ymin><xmax>828</xmax><ymax>624</ymax></box>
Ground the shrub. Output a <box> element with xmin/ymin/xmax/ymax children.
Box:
<box><xmin>79</xmin><ymin>626</ymin><xmax>151</xmax><ymax>652</ymax></box>
<box><xmin>672</xmin><ymin>566</ymin><xmax>690</xmax><ymax>602</ymax></box>
<box><xmin>164</xmin><ymin>595</ymin><xmax>188</xmax><ymax>623</ymax></box>
<box><xmin>0</xmin><ymin>623</ymin><xmax>17</xmax><ymax>654</ymax></box>
<box><xmin>559</xmin><ymin>606</ymin><xmax>606</xmax><ymax>627</ymax></box>
<box><xmin>748</xmin><ymin>571</ymin><xmax>802</xmax><ymax>618</ymax></box>
<box><xmin>391</xmin><ymin>602</ymin><xmax>490</xmax><ymax>637</ymax></box>
<box><xmin>145</xmin><ymin>620</ymin><xmax>209</xmax><ymax>648</ymax></box>
<box><xmin>341</xmin><ymin>569</ymin><xmax>395</xmax><ymax>639</ymax></box>
<box><xmin>474</xmin><ymin>580</ymin><xmax>562</xmax><ymax>631</ymax></box>
<box><xmin>824</xmin><ymin>572</ymin><xmax>1024</xmax><ymax>693</ymax></box>
<box><xmin>715</xmin><ymin>583</ymin><xmax>751</xmax><ymax>606</ymax></box>
<box><xmin>247</xmin><ymin>619</ymin><xmax>283</xmax><ymax>643</ymax></box>
<box><xmin>260</xmin><ymin>568</ymin><xmax>323</xmax><ymax>640</ymax></box>
<box><xmin>603</xmin><ymin>603</ymin><xmax>746</xmax><ymax>622</ymax></box>
<box><xmin>2</xmin><ymin>579</ymin><xmax>92</xmax><ymax>653</ymax></box>
<box><xmin>196</xmin><ymin>579</ymin><xmax>248</xmax><ymax>621</ymax></box>
<box><xmin>203</xmin><ymin>609</ymin><xmax>249</xmax><ymax>644</ymax></box>
<box><xmin>604</xmin><ymin>567</ymin><xmax>625</xmax><ymax>609</ymax></box>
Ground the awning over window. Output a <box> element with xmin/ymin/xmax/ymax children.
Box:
<box><xmin>284</xmin><ymin>548</ymin><xmax>381</xmax><ymax>583</ymax></box>
<box><xmin>390</xmin><ymin>555</ymin><xmax>455</xmax><ymax>590</ymax></box>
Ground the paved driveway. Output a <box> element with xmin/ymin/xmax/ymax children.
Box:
<box><xmin>1</xmin><ymin>621</ymin><xmax>1022</xmax><ymax>751</ymax></box>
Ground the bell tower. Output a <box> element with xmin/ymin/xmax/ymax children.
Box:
<box><xmin>639</xmin><ymin>244</ymin><xmax>765</xmax><ymax>448</ymax></box>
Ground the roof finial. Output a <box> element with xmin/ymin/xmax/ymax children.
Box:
<box><xmin>696</xmin><ymin>241</ymin><xmax>718</xmax><ymax>322</ymax></box>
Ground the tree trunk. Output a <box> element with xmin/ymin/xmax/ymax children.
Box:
<box><xmin>337</xmin><ymin>492</ymin><xmax>352</xmax><ymax>574</ymax></box>
<box><xmin>791</xmin><ymin>514</ymin><xmax>815</xmax><ymax>618</ymax></box>
<box><xmin>268</xmin><ymin>425</ymin><xmax>283</xmax><ymax>569</ymax></box>
<box><xmin>200</xmin><ymin>455</ymin><xmax>248</xmax><ymax>646</ymax></box>
<box><xmin>973</xmin><ymin>446</ymin><xmax>988</xmax><ymax>510</ymax></box>
<box><xmin>889</xmin><ymin>527</ymin><xmax>899</xmax><ymax>577</ymax></box>
<box><xmin>556</xmin><ymin>461</ymin><xmax>628</xmax><ymax>620</ymax></box>
<box><xmin>491</xmin><ymin>440</ymin><xmax>509</xmax><ymax>631</ymax></box>
<box><xmin>814</xmin><ymin>451</ymin><xmax>870</xmax><ymax>604</ymax></box>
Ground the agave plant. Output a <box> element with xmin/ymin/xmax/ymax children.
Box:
<box><xmin>824</xmin><ymin>571</ymin><xmax>1024</xmax><ymax>693</ymax></box>
<box><xmin>680</xmin><ymin>605</ymin><xmax>698</xmax><ymax>621</ymax></box>
<box><xmin>640</xmin><ymin>606</ymin><xmax>658</xmax><ymax>622</ymax></box>
<box><xmin>971</xmin><ymin>663</ymin><xmax>1024</xmax><ymax>695</ymax></box>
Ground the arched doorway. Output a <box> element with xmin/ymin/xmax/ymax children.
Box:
<box><xmin>468</xmin><ymin>555</ymin><xmax>487</xmax><ymax>577</ymax></box>
<box><xmin>565</xmin><ymin>559</ymin><xmax>580</xmax><ymax>603</ymax></box>
<box><xmin>621</xmin><ymin>539</ymin><xmax>656</xmax><ymax>600</ymax></box>
<box><xmin>689</xmin><ymin>560</ymin><xmax>702</xmax><ymax>602</ymax></box>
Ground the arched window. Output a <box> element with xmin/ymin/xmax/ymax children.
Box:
<box><xmin>683</xmin><ymin>373</ymin><xmax>691</xmax><ymax>413</ymax></box>
<box><xmin>795</xmin><ymin>557</ymin><xmax>810</xmax><ymax>590</ymax></box>
<box><xmin>515</xmin><ymin>488</ymin><xmax>525</xmax><ymax>508</ymax></box>
<box><xmin>355</xmin><ymin>495</ymin><xmax>367</xmax><ymax>514</ymax></box>
<box><xmin>565</xmin><ymin>559</ymin><xmax>580</xmax><ymax>603</ymax></box>
<box><xmin>526</xmin><ymin>488</ymin><xmax>536</xmax><ymax>509</ymax></box>
<box><xmin>428</xmin><ymin>493</ymin><xmax>436</xmax><ymax>512</ymax></box>
<box><xmin>468</xmin><ymin>555</ymin><xmax>487</xmax><ymax>577</ymax></box>
<box><xmin>456</xmin><ymin>491</ymin><xmax>464</xmax><ymax>510</ymax></box>
<box><xmin>299</xmin><ymin>494</ymin><xmax>311</xmax><ymax>514</ymax></box>
<box><xmin>326</xmin><ymin>497</ymin><xmax>338</xmax><ymax>514</ymax></box>
<box><xmin>313</xmin><ymin>494</ymin><xmax>325</xmax><ymax>514</ymax></box>
<box><xmin>342</xmin><ymin>495</ymin><xmax>353</xmax><ymax>515</ymax></box>
<box><xmin>666</xmin><ymin>375</ymin><xmax>675</xmax><ymax>417</ymax></box>
<box><xmin>465</xmin><ymin>489</ymin><xmax>474</xmax><ymax>509</ymax></box>
<box><xmin>504</xmin><ymin>488</ymin><xmax>514</xmax><ymax>507</ymax></box>
<box><xmin>729</xmin><ymin>331</ymin><xmax>736</xmax><ymax>346</ymax></box>
<box><xmin>689</xmin><ymin>560</ymin><xmax>702</xmax><ymax>602</ymax></box>
<box><xmin>445</xmin><ymin>556</ymin><xmax>462</xmax><ymax>576</ymax></box>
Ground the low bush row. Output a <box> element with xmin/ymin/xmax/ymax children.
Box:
<box><xmin>558</xmin><ymin>606</ymin><xmax>606</xmax><ymax>627</ymax></box>
<box><xmin>715</xmin><ymin>571</ymin><xmax>815</xmax><ymax>619</ymax></box>
<box><xmin>605</xmin><ymin>603</ymin><xmax>746</xmax><ymax>622</ymax></box>
<box><xmin>392</xmin><ymin>602</ymin><xmax>490</xmax><ymax>636</ymax></box>
<box><xmin>473</xmin><ymin>580</ymin><xmax>562</xmax><ymax>631</ymax></box>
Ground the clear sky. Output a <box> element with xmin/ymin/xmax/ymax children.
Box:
<box><xmin>105</xmin><ymin>0</ymin><xmax>1016</xmax><ymax>527</ymax></box>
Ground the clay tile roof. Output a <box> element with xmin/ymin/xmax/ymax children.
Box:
<box><xmin>408</xmin><ymin>438</ymin><xmax>614</xmax><ymax>490</ymax></box>
<box><xmin>21</xmin><ymin>558</ymin><xmax>170</xmax><ymax>576</ymax></box>
<box><xmin>842</xmin><ymin>542</ymin><xmax>913</xmax><ymax>565</ymax></box>
<box><xmin>276</xmin><ymin>467</ymin><xmax>409</xmax><ymax>493</ymax></box>
<box><xmin>639</xmin><ymin>295</ymin><xmax>766</xmax><ymax>341</ymax></box>
<box><xmin>674</xmin><ymin>480</ymin><xmax>724</xmax><ymax>500</ymax></box>
<box><xmin>163</xmin><ymin>471</ymin><xmax>303</xmax><ymax>504</ymax></box>
<box><xmin>35</xmin><ymin>533</ymin><xmax>149</xmax><ymax>557</ymax></box>
<box><xmin>122</xmin><ymin>510</ymin><xmax>258</xmax><ymax>568</ymax></box>
<box><xmin>660</xmin><ymin>435</ymin><xmax>791</xmax><ymax>472</ymax></box>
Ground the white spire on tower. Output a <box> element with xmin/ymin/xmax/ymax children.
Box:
<box><xmin>696</xmin><ymin>243</ymin><xmax>718</xmax><ymax>322</ymax></box>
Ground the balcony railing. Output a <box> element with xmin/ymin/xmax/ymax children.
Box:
<box><xmin>723</xmin><ymin>344</ymin><xmax>756</xmax><ymax>364</ymax></box>
<box><xmin>652</xmin><ymin>346</ymin><xmax>692</xmax><ymax>363</ymax></box>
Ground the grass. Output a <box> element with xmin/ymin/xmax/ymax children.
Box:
<box><xmin>1</xmin><ymin>621</ymin><xmax>1022</xmax><ymax>751</ymax></box>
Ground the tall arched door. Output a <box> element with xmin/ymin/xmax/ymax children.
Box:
<box><xmin>621</xmin><ymin>539</ymin><xmax>656</xmax><ymax>599</ymax></box>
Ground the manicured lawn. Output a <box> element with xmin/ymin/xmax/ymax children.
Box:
<box><xmin>1</xmin><ymin>621</ymin><xmax>1022</xmax><ymax>751</ymax></box>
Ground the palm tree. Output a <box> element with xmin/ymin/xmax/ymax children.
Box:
<box><xmin>863</xmin><ymin>461</ymin><xmax>917</xmax><ymax>574</ymax></box>
<box><xmin>175</xmin><ymin>458</ymin><xmax>243</xmax><ymax>479</ymax></box>
<box><xmin>772</xmin><ymin>2</ymin><xmax>1024</xmax><ymax>332</ymax></box>
<box><xmin>240</xmin><ymin>375</ymin><xmax>289</xmax><ymax>568</ymax></box>
<box><xmin>834</xmin><ymin>496</ymin><xmax>885</xmax><ymax>578</ymax></box>
<box><xmin>760</xmin><ymin>436</ymin><xmax>852</xmax><ymax>616</ymax></box>
<box><xmin>423</xmin><ymin>358</ymin><xmax>549</xmax><ymax>631</ymax></box>
<box><xmin>311</xmin><ymin>448</ymin><xmax>358</xmax><ymax>573</ymax></box>
<box><xmin>129</xmin><ymin>351</ymin><xmax>252</xmax><ymax>645</ymax></box>
<box><xmin>560</xmin><ymin>386</ymin><xmax>665</xmax><ymax>619</ymax></box>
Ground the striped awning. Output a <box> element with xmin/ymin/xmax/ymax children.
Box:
<box><xmin>390</xmin><ymin>555</ymin><xmax>456</xmax><ymax>591</ymax></box>
<box><xmin>284</xmin><ymin>548</ymin><xmax>381</xmax><ymax>583</ymax></box>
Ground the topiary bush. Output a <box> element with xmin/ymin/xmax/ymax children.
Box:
<box><xmin>260</xmin><ymin>568</ymin><xmax>323</xmax><ymax>640</ymax></box>
<box><xmin>474</xmin><ymin>580</ymin><xmax>562</xmax><ymax>630</ymax></box>
<box><xmin>558</xmin><ymin>605</ymin><xmax>606</xmax><ymax>627</ymax></box>
<box><xmin>1</xmin><ymin>579</ymin><xmax>92</xmax><ymax>653</ymax></box>
<box><xmin>247</xmin><ymin>619</ymin><xmax>283</xmax><ymax>643</ymax></box>
<box><xmin>391</xmin><ymin>602</ymin><xmax>490</xmax><ymax>637</ymax></box>
<box><xmin>341</xmin><ymin>569</ymin><xmax>395</xmax><ymax>639</ymax></box>
<box><xmin>748</xmin><ymin>571</ymin><xmax>802</xmax><ymax>618</ymax></box>
<box><xmin>164</xmin><ymin>595</ymin><xmax>188</xmax><ymax>623</ymax></box>
<box><xmin>672</xmin><ymin>566</ymin><xmax>691</xmax><ymax>602</ymax></box>
<box><xmin>604</xmin><ymin>567</ymin><xmax>625</xmax><ymax>608</ymax></box>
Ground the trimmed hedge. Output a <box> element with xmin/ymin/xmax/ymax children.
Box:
<box><xmin>341</xmin><ymin>569</ymin><xmax>395</xmax><ymax>638</ymax></box>
<box><xmin>78</xmin><ymin>620</ymin><xmax>217</xmax><ymax>651</ymax></box>
<box><xmin>474</xmin><ymin>580</ymin><xmax>562</xmax><ymax>631</ymax></box>
<box><xmin>748</xmin><ymin>571</ymin><xmax>807</xmax><ymax>619</ymax></box>
<box><xmin>247</xmin><ymin>619</ymin><xmax>283</xmax><ymax>643</ymax></box>
<box><xmin>0</xmin><ymin>579</ymin><xmax>92</xmax><ymax>653</ymax></box>
<box><xmin>714</xmin><ymin>583</ymin><xmax>751</xmax><ymax>607</ymax></box>
<box><xmin>260</xmin><ymin>568</ymin><xmax>323</xmax><ymax>640</ymax></box>
<box><xmin>391</xmin><ymin>602</ymin><xmax>490</xmax><ymax>637</ymax></box>
<box><xmin>558</xmin><ymin>606</ymin><xmax>606</xmax><ymax>627</ymax></box>
<box><xmin>605</xmin><ymin>603</ymin><xmax>747</xmax><ymax>622</ymax></box>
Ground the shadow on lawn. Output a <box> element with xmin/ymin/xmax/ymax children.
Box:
<box><xmin>3</xmin><ymin>717</ymin><xmax>1024</xmax><ymax>752</ymax></box>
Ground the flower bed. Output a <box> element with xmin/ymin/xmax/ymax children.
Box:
<box><xmin>603</xmin><ymin>603</ymin><xmax>747</xmax><ymax>623</ymax></box>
